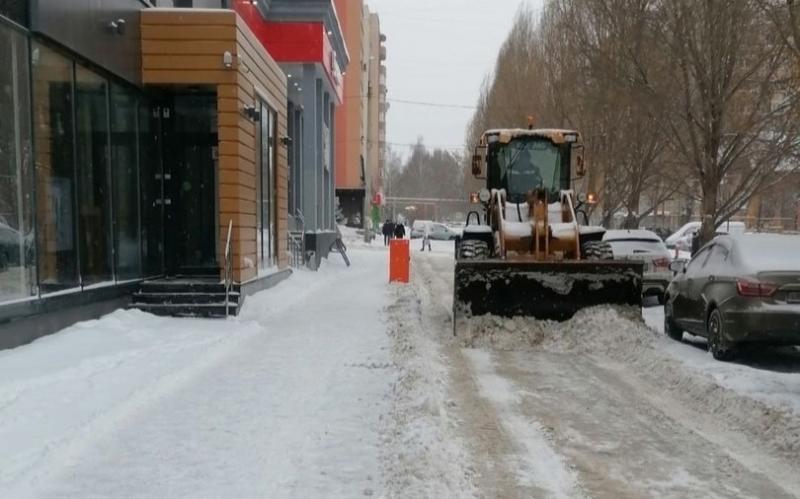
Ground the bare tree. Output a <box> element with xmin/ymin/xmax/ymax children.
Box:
<box><xmin>467</xmin><ymin>0</ymin><xmax>799</xmax><ymax>239</ymax></box>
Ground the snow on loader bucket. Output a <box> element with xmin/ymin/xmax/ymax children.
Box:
<box><xmin>453</xmin><ymin>259</ymin><xmax>643</xmax><ymax>330</ymax></box>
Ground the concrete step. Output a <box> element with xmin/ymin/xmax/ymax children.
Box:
<box><xmin>129</xmin><ymin>302</ymin><xmax>239</xmax><ymax>318</ymax></box>
<box><xmin>132</xmin><ymin>291</ymin><xmax>240</xmax><ymax>305</ymax></box>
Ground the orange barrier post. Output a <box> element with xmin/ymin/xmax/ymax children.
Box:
<box><xmin>389</xmin><ymin>239</ymin><xmax>410</xmax><ymax>283</ymax></box>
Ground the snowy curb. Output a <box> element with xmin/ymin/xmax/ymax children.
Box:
<box><xmin>381</xmin><ymin>282</ymin><xmax>478</xmax><ymax>498</ymax></box>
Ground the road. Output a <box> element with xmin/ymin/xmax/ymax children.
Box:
<box><xmin>409</xmin><ymin>246</ymin><xmax>800</xmax><ymax>498</ymax></box>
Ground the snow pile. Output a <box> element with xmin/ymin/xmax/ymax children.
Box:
<box><xmin>460</xmin><ymin>306</ymin><xmax>645</xmax><ymax>352</ymax></box>
<box><xmin>460</xmin><ymin>307</ymin><xmax>800</xmax><ymax>464</ymax></box>
<box><xmin>382</xmin><ymin>284</ymin><xmax>478</xmax><ymax>498</ymax></box>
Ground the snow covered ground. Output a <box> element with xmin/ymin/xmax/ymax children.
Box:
<box><xmin>2</xmin><ymin>233</ymin><xmax>799</xmax><ymax>497</ymax></box>
<box><xmin>416</xmin><ymin>246</ymin><xmax>800</xmax><ymax>497</ymax></box>
<box><xmin>0</xmin><ymin>250</ymin><xmax>394</xmax><ymax>498</ymax></box>
<box><xmin>644</xmin><ymin>303</ymin><xmax>800</xmax><ymax>418</ymax></box>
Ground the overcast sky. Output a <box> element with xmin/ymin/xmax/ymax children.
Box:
<box><xmin>364</xmin><ymin>0</ymin><xmax>543</xmax><ymax>157</ymax></box>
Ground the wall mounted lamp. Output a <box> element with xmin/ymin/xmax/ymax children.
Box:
<box><xmin>243</xmin><ymin>105</ymin><xmax>261</xmax><ymax>122</ymax></box>
<box><xmin>107</xmin><ymin>18</ymin><xmax>126</xmax><ymax>35</ymax></box>
<box><xmin>223</xmin><ymin>51</ymin><xmax>234</xmax><ymax>69</ymax></box>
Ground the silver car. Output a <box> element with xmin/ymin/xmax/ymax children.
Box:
<box><xmin>604</xmin><ymin>229</ymin><xmax>672</xmax><ymax>303</ymax></box>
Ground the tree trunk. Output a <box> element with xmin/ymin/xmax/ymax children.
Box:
<box><xmin>622</xmin><ymin>194</ymin><xmax>641</xmax><ymax>229</ymax></box>
<box><xmin>699</xmin><ymin>176</ymin><xmax>719</xmax><ymax>245</ymax></box>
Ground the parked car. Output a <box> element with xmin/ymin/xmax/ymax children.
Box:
<box><xmin>410</xmin><ymin>220</ymin><xmax>431</xmax><ymax>239</ymax></box>
<box><xmin>667</xmin><ymin>221</ymin><xmax>746</xmax><ymax>251</ymax></box>
<box><xmin>664</xmin><ymin>233</ymin><xmax>800</xmax><ymax>360</ymax></box>
<box><xmin>665</xmin><ymin>222</ymin><xmax>701</xmax><ymax>249</ymax></box>
<box><xmin>603</xmin><ymin>229</ymin><xmax>672</xmax><ymax>303</ymax></box>
<box><xmin>446</xmin><ymin>222</ymin><xmax>465</xmax><ymax>238</ymax></box>
<box><xmin>410</xmin><ymin>220</ymin><xmax>459</xmax><ymax>240</ymax></box>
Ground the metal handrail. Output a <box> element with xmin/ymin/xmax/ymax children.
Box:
<box><xmin>290</xmin><ymin>209</ymin><xmax>306</xmax><ymax>268</ymax></box>
<box><xmin>224</xmin><ymin>219</ymin><xmax>233</xmax><ymax>317</ymax></box>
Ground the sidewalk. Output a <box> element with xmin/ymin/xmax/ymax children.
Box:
<box><xmin>0</xmin><ymin>250</ymin><xmax>392</xmax><ymax>498</ymax></box>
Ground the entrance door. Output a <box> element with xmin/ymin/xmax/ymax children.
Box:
<box><xmin>161</xmin><ymin>93</ymin><xmax>218</xmax><ymax>275</ymax></box>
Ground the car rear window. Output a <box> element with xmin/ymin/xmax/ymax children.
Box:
<box><xmin>735</xmin><ymin>235</ymin><xmax>800</xmax><ymax>271</ymax></box>
<box><xmin>606</xmin><ymin>239</ymin><xmax>668</xmax><ymax>254</ymax></box>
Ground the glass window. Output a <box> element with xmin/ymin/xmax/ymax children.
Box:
<box><xmin>0</xmin><ymin>25</ymin><xmax>35</xmax><ymax>303</ymax></box>
<box><xmin>75</xmin><ymin>65</ymin><xmax>112</xmax><ymax>285</ymax></box>
<box><xmin>287</xmin><ymin>103</ymin><xmax>294</xmax><ymax>215</ymax></box>
<box><xmin>33</xmin><ymin>43</ymin><xmax>79</xmax><ymax>294</ymax></box>
<box><xmin>110</xmin><ymin>84</ymin><xmax>141</xmax><ymax>280</ymax></box>
<box><xmin>257</xmin><ymin>100</ymin><xmax>277</xmax><ymax>269</ymax></box>
<box><xmin>489</xmin><ymin>139</ymin><xmax>565</xmax><ymax>202</ymax></box>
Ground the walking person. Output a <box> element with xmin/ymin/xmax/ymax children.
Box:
<box><xmin>382</xmin><ymin>219</ymin><xmax>394</xmax><ymax>246</ymax></box>
<box><xmin>421</xmin><ymin>221</ymin><xmax>432</xmax><ymax>252</ymax></box>
<box><xmin>393</xmin><ymin>221</ymin><xmax>406</xmax><ymax>239</ymax></box>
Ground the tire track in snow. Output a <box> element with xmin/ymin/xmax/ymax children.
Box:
<box><xmin>413</xmin><ymin>254</ymin><xmax>585</xmax><ymax>498</ymax></box>
<box><xmin>465</xmin><ymin>349</ymin><xmax>586</xmax><ymax>498</ymax></box>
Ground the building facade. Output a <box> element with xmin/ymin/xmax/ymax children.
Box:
<box><xmin>0</xmin><ymin>0</ymin><xmax>298</xmax><ymax>347</ymax></box>
<box><xmin>333</xmin><ymin>0</ymin><xmax>386</xmax><ymax>229</ymax></box>
<box><xmin>234</xmin><ymin>0</ymin><xmax>347</xmax><ymax>266</ymax></box>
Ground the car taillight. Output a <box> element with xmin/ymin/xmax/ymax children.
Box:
<box><xmin>653</xmin><ymin>258</ymin><xmax>670</xmax><ymax>269</ymax></box>
<box><xmin>736</xmin><ymin>279</ymin><xmax>778</xmax><ymax>297</ymax></box>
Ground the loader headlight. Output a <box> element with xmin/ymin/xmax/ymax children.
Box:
<box><xmin>479</xmin><ymin>188</ymin><xmax>491</xmax><ymax>203</ymax></box>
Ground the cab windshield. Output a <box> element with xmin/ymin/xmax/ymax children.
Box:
<box><xmin>487</xmin><ymin>139</ymin><xmax>564</xmax><ymax>203</ymax></box>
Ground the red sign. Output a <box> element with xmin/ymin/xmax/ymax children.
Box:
<box><xmin>233</xmin><ymin>1</ymin><xmax>344</xmax><ymax>103</ymax></box>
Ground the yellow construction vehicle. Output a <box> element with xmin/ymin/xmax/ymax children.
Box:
<box><xmin>454</xmin><ymin>127</ymin><xmax>643</xmax><ymax>329</ymax></box>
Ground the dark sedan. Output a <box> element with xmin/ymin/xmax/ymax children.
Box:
<box><xmin>664</xmin><ymin>233</ymin><xmax>800</xmax><ymax>360</ymax></box>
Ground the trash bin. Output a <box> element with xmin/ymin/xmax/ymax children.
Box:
<box><xmin>389</xmin><ymin>239</ymin><xmax>410</xmax><ymax>283</ymax></box>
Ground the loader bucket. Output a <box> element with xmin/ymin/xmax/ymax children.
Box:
<box><xmin>453</xmin><ymin>259</ymin><xmax>643</xmax><ymax>330</ymax></box>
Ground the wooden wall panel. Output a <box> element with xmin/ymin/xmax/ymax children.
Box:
<box><xmin>141</xmin><ymin>9</ymin><xmax>291</xmax><ymax>281</ymax></box>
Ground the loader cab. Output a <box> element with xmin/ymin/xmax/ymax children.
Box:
<box><xmin>482</xmin><ymin>131</ymin><xmax>577</xmax><ymax>204</ymax></box>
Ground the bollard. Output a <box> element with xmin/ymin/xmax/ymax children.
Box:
<box><xmin>389</xmin><ymin>239</ymin><xmax>410</xmax><ymax>283</ymax></box>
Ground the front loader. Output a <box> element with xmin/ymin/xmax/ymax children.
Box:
<box><xmin>454</xmin><ymin>127</ymin><xmax>643</xmax><ymax>331</ymax></box>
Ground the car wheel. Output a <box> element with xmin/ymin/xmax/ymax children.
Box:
<box><xmin>707</xmin><ymin>308</ymin><xmax>735</xmax><ymax>361</ymax></box>
<box><xmin>663</xmin><ymin>300</ymin><xmax>683</xmax><ymax>341</ymax></box>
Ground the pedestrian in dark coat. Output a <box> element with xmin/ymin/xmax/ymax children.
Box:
<box><xmin>382</xmin><ymin>219</ymin><xmax>394</xmax><ymax>246</ymax></box>
<box><xmin>393</xmin><ymin>222</ymin><xmax>406</xmax><ymax>239</ymax></box>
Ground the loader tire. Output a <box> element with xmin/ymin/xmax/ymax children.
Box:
<box><xmin>581</xmin><ymin>240</ymin><xmax>613</xmax><ymax>260</ymax></box>
<box><xmin>458</xmin><ymin>239</ymin><xmax>490</xmax><ymax>260</ymax></box>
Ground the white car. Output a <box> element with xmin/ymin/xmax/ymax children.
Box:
<box><xmin>410</xmin><ymin>221</ymin><xmax>459</xmax><ymax>240</ymax></box>
<box><xmin>603</xmin><ymin>229</ymin><xmax>673</xmax><ymax>303</ymax></box>
<box><xmin>666</xmin><ymin>221</ymin><xmax>746</xmax><ymax>251</ymax></box>
<box><xmin>665</xmin><ymin>222</ymin><xmax>701</xmax><ymax>249</ymax></box>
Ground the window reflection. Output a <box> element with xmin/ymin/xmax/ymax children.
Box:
<box><xmin>75</xmin><ymin>65</ymin><xmax>112</xmax><ymax>285</ymax></box>
<box><xmin>0</xmin><ymin>25</ymin><xmax>35</xmax><ymax>302</ymax></box>
<box><xmin>33</xmin><ymin>43</ymin><xmax>79</xmax><ymax>294</ymax></box>
<box><xmin>111</xmin><ymin>84</ymin><xmax>142</xmax><ymax>280</ymax></box>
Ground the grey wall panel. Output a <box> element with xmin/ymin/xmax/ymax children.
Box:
<box><xmin>30</xmin><ymin>0</ymin><xmax>142</xmax><ymax>84</ymax></box>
